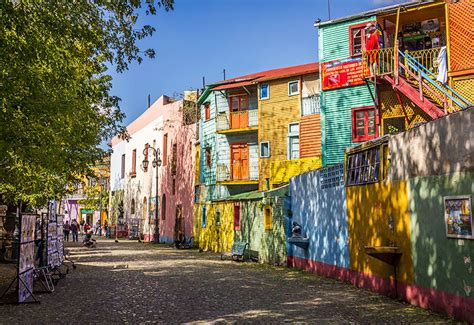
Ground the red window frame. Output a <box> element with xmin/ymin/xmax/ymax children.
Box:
<box><xmin>352</xmin><ymin>106</ymin><xmax>378</xmax><ymax>142</ymax></box>
<box><xmin>234</xmin><ymin>202</ymin><xmax>240</xmax><ymax>231</ymax></box>
<box><xmin>349</xmin><ymin>22</ymin><xmax>371</xmax><ymax>56</ymax></box>
<box><xmin>228</xmin><ymin>93</ymin><xmax>249</xmax><ymax>112</ymax></box>
<box><xmin>204</xmin><ymin>103</ymin><xmax>210</xmax><ymax>120</ymax></box>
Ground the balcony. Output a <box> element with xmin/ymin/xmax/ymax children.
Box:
<box><xmin>216</xmin><ymin>162</ymin><xmax>258</xmax><ymax>185</ymax></box>
<box><xmin>301</xmin><ymin>95</ymin><xmax>320</xmax><ymax>116</ymax></box>
<box><xmin>216</xmin><ymin>110</ymin><xmax>258</xmax><ymax>134</ymax></box>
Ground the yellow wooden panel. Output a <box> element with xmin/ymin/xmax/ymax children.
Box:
<box><xmin>270</xmin><ymin>157</ymin><xmax>322</xmax><ymax>186</ymax></box>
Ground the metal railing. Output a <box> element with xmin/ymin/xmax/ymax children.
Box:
<box><xmin>216</xmin><ymin>162</ymin><xmax>258</xmax><ymax>182</ymax></box>
<box><xmin>301</xmin><ymin>95</ymin><xmax>320</xmax><ymax>116</ymax></box>
<box><xmin>216</xmin><ymin>112</ymin><xmax>229</xmax><ymax>131</ymax></box>
<box><xmin>362</xmin><ymin>48</ymin><xmax>395</xmax><ymax>77</ymax></box>
<box><xmin>216</xmin><ymin>110</ymin><xmax>258</xmax><ymax>131</ymax></box>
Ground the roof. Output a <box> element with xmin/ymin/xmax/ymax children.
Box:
<box><xmin>315</xmin><ymin>0</ymin><xmax>443</xmax><ymax>28</ymax></box>
<box><xmin>211</xmin><ymin>62</ymin><xmax>319</xmax><ymax>91</ymax></box>
<box><xmin>345</xmin><ymin>135</ymin><xmax>390</xmax><ymax>154</ymax></box>
<box><xmin>213</xmin><ymin>190</ymin><xmax>263</xmax><ymax>202</ymax></box>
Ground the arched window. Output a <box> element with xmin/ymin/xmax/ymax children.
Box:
<box><xmin>161</xmin><ymin>194</ymin><xmax>166</xmax><ymax>220</ymax></box>
<box><xmin>131</xmin><ymin>198</ymin><xmax>135</xmax><ymax>215</ymax></box>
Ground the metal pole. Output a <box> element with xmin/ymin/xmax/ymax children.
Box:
<box><xmin>155</xmin><ymin>149</ymin><xmax>160</xmax><ymax>244</ymax></box>
<box><xmin>99</xmin><ymin>174</ymin><xmax>102</xmax><ymax>236</ymax></box>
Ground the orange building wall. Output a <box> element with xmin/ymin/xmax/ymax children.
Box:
<box><xmin>300</xmin><ymin>114</ymin><xmax>321</xmax><ymax>158</ymax></box>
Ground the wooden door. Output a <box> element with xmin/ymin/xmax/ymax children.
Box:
<box><xmin>230</xmin><ymin>97</ymin><xmax>240</xmax><ymax>129</ymax></box>
<box><xmin>231</xmin><ymin>144</ymin><xmax>249</xmax><ymax>180</ymax></box>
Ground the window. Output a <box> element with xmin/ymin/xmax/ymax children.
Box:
<box><xmin>259</xmin><ymin>83</ymin><xmax>269</xmax><ymax>100</ymax></box>
<box><xmin>205</xmin><ymin>147</ymin><xmax>212</xmax><ymax>168</ymax></box>
<box><xmin>215</xmin><ymin>209</ymin><xmax>221</xmax><ymax>227</ymax></box>
<box><xmin>260</xmin><ymin>141</ymin><xmax>270</xmax><ymax>158</ymax></box>
<box><xmin>131</xmin><ymin>149</ymin><xmax>137</xmax><ymax>177</ymax></box>
<box><xmin>288</xmin><ymin>123</ymin><xmax>300</xmax><ymax>160</ymax></box>
<box><xmin>163</xmin><ymin>133</ymin><xmax>168</xmax><ymax>166</ymax></box>
<box><xmin>131</xmin><ymin>198</ymin><xmax>136</xmax><ymax>215</ymax></box>
<box><xmin>194</xmin><ymin>186</ymin><xmax>200</xmax><ymax>203</ymax></box>
<box><xmin>229</xmin><ymin>94</ymin><xmax>249</xmax><ymax>112</ymax></box>
<box><xmin>172</xmin><ymin>178</ymin><xmax>176</xmax><ymax>195</ymax></box>
<box><xmin>346</xmin><ymin>147</ymin><xmax>381</xmax><ymax>186</ymax></box>
<box><xmin>234</xmin><ymin>202</ymin><xmax>241</xmax><ymax>231</ymax></box>
<box><xmin>349</xmin><ymin>23</ymin><xmax>370</xmax><ymax>56</ymax></box>
<box><xmin>204</xmin><ymin>103</ymin><xmax>210</xmax><ymax>121</ymax></box>
<box><xmin>144</xmin><ymin>143</ymin><xmax>149</xmax><ymax>172</ymax></box>
<box><xmin>121</xmin><ymin>154</ymin><xmax>126</xmax><ymax>179</ymax></box>
<box><xmin>352</xmin><ymin>106</ymin><xmax>377</xmax><ymax>142</ymax></box>
<box><xmin>301</xmin><ymin>95</ymin><xmax>320</xmax><ymax>116</ymax></box>
<box><xmin>172</xmin><ymin>143</ymin><xmax>177</xmax><ymax>175</ymax></box>
<box><xmin>161</xmin><ymin>194</ymin><xmax>166</xmax><ymax>220</ymax></box>
<box><xmin>202</xmin><ymin>205</ymin><xmax>207</xmax><ymax>228</ymax></box>
<box><xmin>264</xmin><ymin>205</ymin><xmax>272</xmax><ymax>230</ymax></box>
<box><xmin>288</xmin><ymin>81</ymin><xmax>299</xmax><ymax>96</ymax></box>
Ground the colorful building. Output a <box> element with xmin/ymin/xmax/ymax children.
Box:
<box><xmin>109</xmin><ymin>94</ymin><xmax>197</xmax><ymax>243</ymax></box>
<box><xmin>288</xmin><ymin>107</ymin><xmax>473</xmax><ymax>322</ymax></box>
<box><xmin>316</xmin><ymin>0</ymin><xmax>472</xmax><ymax>166</ymax></box>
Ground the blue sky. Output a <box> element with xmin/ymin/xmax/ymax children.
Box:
<box><xmin>110</xmin><ymin>0</ymin><xmax>407</xmax><ymax>127</ymax></box>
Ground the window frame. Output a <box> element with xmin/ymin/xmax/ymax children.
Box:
<box><xmin>234</xmin><ymin>202</ymin><xmax>241</xmax><ymax>231</ymax></box>
<box><xmin>288</xmin><ymin>80</ymin><xmax>300</xmax><ymax>96</ymax></box>
<box><xmin>259</xmin><ymin>141</ymin><xmax>270</xmax><ymax>158</ymax></box>
<box><xmin>259</xmin><ymin>83</ymin><xmax>269</xmax><ymax>100</ymax></box>
<box><xmin>163</xmin><ymin>133</ymin><xmax>168</xmax><ymax>166</ymax></box>
<box><xmin>228</xmin><ymin>93</ymin><xmax>249</xmax><ymax>112</ymax></box>
<box><xmin>352</xmin><ymin>106</ymin><xmax>378</xmax><ymax>142</ymax></box>
<box><xmin>205</xmin><ymin>146</ymin><xmax>212</xmax><ymax>168</ymax></box>
<box><xmin>264</xmin><ymin>205</ymin><xmax>273</xmax><ymax>231</ymax></box>
<box><xmin>121</xmin><ymin>154</ymin><xmax>126</xmax><ymax>179</ymax></box>
<box><xmin>204</xmin><ymin>102</ymin><xmax>211</xmax><ymax>121</ymax></box>
<box><xmin>346</xmin><ymin>146</ymin><xmax>381</xmax><ymax>186</ymax></box>
<box><xmin>349</xmin><ymin>22</ymin><xmax>369</xmax><ymax>56</ymax></box>
<box><xmin>131</xmin><ymin>149</ymin><xmax>137</xmax><ymax>177</ymax></box>
<box><xmin>288</xmin><ymin>122</ymin><xmax>300</xmax><ymax>160</ymax></box>
<box><xmin>202</xmin><ymin>205</ymin><xmax>207</xmax><ymax>228</ymax></box>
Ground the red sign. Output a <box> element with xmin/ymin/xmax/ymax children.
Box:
<box><xmin>322</xmin><ymin>57</ymin><xmax>369</xmax><ymax>91</ymax></box>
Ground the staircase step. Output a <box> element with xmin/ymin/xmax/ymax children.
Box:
<box><xmin>383</xmin><ymin>75</ymin><xmax>445</xmax><ymax>119</ymax></box>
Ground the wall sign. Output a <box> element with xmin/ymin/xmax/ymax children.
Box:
<box><xmin>444</xmin><ymin>196</ymin><xmax>473</xmax><ymax>239</ymax></box>
<box><xmin>321</xmin><ymin>57</ymin><xmax>369</xmax><ymax>91</ymax></box>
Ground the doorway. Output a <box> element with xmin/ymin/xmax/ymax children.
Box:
<box><xmin>231</xmin><ymin>143</ymin><xmax>249</xmax><ymax>180</ymax></box>
<box><xmin>174</xmin><ymin>204</ymin><xmax>184</xmax><ymax>242</ymax></box>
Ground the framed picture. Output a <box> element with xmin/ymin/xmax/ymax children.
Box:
<box><xmin>444</xmin><ymin>195</ymin><xmax>473</xmax><ymax>239</ymax></box>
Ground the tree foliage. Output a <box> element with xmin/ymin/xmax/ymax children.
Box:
<box><xmin>0</xmin><ymin>0</ymin><xmax>174</xmax><ymax>206</ymax></box>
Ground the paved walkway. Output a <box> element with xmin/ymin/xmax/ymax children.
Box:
<box><xmin>0</xmin><ymin>239</ymin><xmax>453</xmax><ymax>324</ymax></box>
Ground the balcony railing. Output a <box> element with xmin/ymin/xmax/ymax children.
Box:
<box><xmin>216</xmin><ymin>163</ymin><xmax>258</xmax><ymax>182</ymax></box>
<box><xmin>216</xmin><ymin>109</ymin><xmax>258</xmax><ymax>132</ymax></box>
<box><xmin>301</xmin><ymin>95</ymin><xmax>320</xmax><ymax>116</ymax></box>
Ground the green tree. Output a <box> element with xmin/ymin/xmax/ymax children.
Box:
<box><xmin>0</xmin><ymin>1</ymin><xmax>174</xmax><ymax>206</ymax></box>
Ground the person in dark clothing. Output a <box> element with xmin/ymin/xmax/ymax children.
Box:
<box><xmin>63</xmin><ymin>221</ymin><xmax>71</xmax><ymax>242</ymax></box>
<box><xmin>71</xmin><ymin>219</ymin><xmax>79</xmax><ymax>242</ymax></box>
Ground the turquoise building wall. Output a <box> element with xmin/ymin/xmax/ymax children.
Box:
<box><xmin>318</xmin><ymin>16</ymin><xmax>375</xmax><ymax>166</ymax></box>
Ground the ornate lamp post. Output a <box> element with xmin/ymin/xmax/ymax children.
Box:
<box><xmin>142</xmin><ymin>146</ymin><xmax>162</xmax><ymax>244</ymax></box>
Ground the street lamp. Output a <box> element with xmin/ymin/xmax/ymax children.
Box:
<box><xmin>143</xmin><ymin>146</ymin><xmax>162</xmax><ymax>244</ymax></box>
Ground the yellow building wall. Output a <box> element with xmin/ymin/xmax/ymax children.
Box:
<box><xmin>270</xmin><ymin>157</ymin><xmax>322</xmax><ymax>187</ymax></box>
<box><xmin>258</xmin><ymin>77</ymin><xmax>302</xmax><ymax>191</ymax></box>
<box><xmin>193</xmin><ymin>202</ymin><xmax>234</xmax><ymax>253</ymax></box>
<box><xmin>346</xmin><ymin>181</ymin><xmax>414</xmax><ymax>284</ymax></box>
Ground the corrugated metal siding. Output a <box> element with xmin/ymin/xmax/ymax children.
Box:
<box><xmin>200</xmin><ymin>92</ymin><xmax>217</xmax><ymax>188</ymax></box>
<box><xmin>300</xmin><ymin>114</ymin><xmax>321</xmax><ymax>158</ymax></box>
<box><xmin>319</xmin><ymin>16</ymin><xmax>375</xmax><ymax>63</ymax></box>
<box><xmin>319</xmin><ymin>16</ymin><xmax>375</xmax><ymax>166</ymax></box>
<box><xmin>448</xmin><ymin>0</ymin><xmax>474</xmax><ymax>73</ymax></box>
<box><xmin>323</xmin><ymin>85</ymin><xmax>374</xmax><ymax>165</ymax></box>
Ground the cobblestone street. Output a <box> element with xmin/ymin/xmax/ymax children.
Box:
<box><xmin>1</xmin><ymin>239</ymin><xmax>453</xmax><ymax>324</ymax></box>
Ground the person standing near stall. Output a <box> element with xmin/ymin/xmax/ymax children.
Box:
<box><xmin>63</xmin><ymin>221</ymin><xmax>71</xmax><ymax>242</ymax></box>
<box><xmin>71</xmin><ymin>219</ymin><xmax>79</xmax><ymax>242</ymax></box>
<box><xmin>365</xmin><ymin>22</ymin><xmax>381</xmax><ymax>77</ymax></box>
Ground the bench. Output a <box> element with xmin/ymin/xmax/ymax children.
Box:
<box><xmin>220</xmin><ymin>242</ymin><xmax>248</xmax><ymax>261</ymax></box>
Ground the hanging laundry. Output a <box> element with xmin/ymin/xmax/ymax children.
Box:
<box><xmin>436</xmin><ymin>46</ymin><xmax>447</xmax><ymax>84</ymax></box>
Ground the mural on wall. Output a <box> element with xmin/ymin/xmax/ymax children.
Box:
<box><xmin>444</xmin><ymin>195</ymin><xmax>473</xmax><ymax>239</ymax></box>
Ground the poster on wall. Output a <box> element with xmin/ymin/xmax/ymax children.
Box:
<box><xmin>444</xmin><ymin>196</ymin><xmax>473</xmax><ymax>239</ymax></box>
<box><xmin>149</xmin><ymin>197</ymin><xmax>158</xmax><ymax>220</ymax></box>
<box><xmin>321</xmin><ymin>57</ymin><xmax>370</xmax><ymax>91</ymax></box>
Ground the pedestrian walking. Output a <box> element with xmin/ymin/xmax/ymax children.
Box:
<box><xmin>80</xmin><ymin>219</ymin><xmax>85</xmax><ymax>235</ymax></box>
<box><xmin>95</xmin><ymin>220</ymin><xmax>101</xmax><ymax>236</ymax></box>
<box><xmin>63</xmin><ymin>221</ymin><xmax>71</xmax><ymax>242</ymax></box>
<box><xmin>104</xmin><ymin>220</ymin><xmax>109</xmax><ymax>238</ymax></box>
<box><xmin>71</xmin><ymin>219</ymin><xmax>79</xmax><ymax>242</ymax></box>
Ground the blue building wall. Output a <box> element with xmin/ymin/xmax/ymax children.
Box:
<box><xmin>288</xmin><ymin>164</ymin><xmax>349</xmax><ymax>268</ymax></box>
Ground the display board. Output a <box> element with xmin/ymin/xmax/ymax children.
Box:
<box><xmin>17</xmin><ymin>214</ymin><xmax>37</xmax><ymax>303</ymax></box>
<box><xmin>56</xmin><ymin>215</ymin><xmax>65</xmax><ymax>265</ymax></box>
<box><xmin>47</xmin><ymin>218</ymin><xmax>59</xmax><ymax>267</ymax></box>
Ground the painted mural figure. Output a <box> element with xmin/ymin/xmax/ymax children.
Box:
<box><xmin>291</xmin><ymin>222</ymin><xmax>303</xmax><ymax>238</ymax></box>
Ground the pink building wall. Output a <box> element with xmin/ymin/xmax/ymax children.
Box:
<box><xmin>158</xmin><ymin>104</ymin><xmax>196</xmax><ymax>243</ymax></box>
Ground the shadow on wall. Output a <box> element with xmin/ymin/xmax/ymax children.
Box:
<box><xmin>289</xmin><ymin>165</ymin><xmax>349</xmax><ymax>269</ymax></box>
